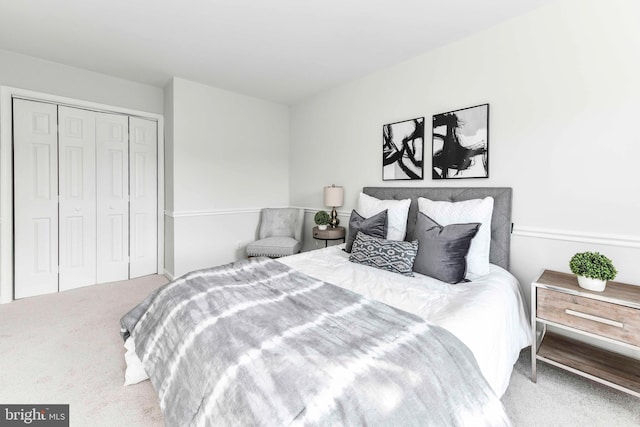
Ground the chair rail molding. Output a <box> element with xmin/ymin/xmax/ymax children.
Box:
<box><xmin>165</xmin><ymin>208</ymin><xmax>263</xmax><ymax>218</ymax></box>
<box><xmin>299</xmin><ymin>207</ymin><xmax>351</xmax><ymax>217</ymax></box>
<box><xmin>512</xmin><ymin>225</ymin><xmax>640</xmax><ymax>249</ymax></box>
<box><xmin>164</xmin><ymin>207</ymin><xmax>352</xmax><ymax>219</ymax></box>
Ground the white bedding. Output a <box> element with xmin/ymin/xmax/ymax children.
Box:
<box><xmin>278</xmin><ymin>244</ymin><xmax>532</xmax><ymax>397</ymax></box>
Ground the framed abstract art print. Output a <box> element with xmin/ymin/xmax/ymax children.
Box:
<box><xmin>382</xmin><ymin>117</ymin><xmax>424</xmax><ymax>181</ymax></box>
<box><xmin>432</xmin><ymin>104</ymin><xmax>489</xmax><ymax>179</ymax></box>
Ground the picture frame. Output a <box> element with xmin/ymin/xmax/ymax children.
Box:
<box><xmin>432</xmin><ymin>104</ymin><xmax>489</xmax><ymax>179</ymax></box>
<box><xmin>382</xmin><ymin>117</ymin><xmax>424</xmax><ymax>181</ymax></box>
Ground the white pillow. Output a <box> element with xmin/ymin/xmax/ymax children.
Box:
<box><xmin>358</xmin><ymin>193</ymin><xmax>411</xmax><ymax>241</ymax></box>
<box><xmin>123</xmin><ymin>337</ymin><xmax>149</xmax><ymax>386</ymax></box>
<box><xmin>417</xmin><ymin>196</ymin><xmax>494</xmax><ymax>276</ymax></box>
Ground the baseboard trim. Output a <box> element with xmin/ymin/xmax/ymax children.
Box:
<box><xmin>512</xmin><ymin>225</ymin><xmax>640</xmax><ymax>249</ymax></box>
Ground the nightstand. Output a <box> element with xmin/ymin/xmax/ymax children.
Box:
<box><xmin>531</xmin><ymin>269</ymin><xmax>640</xmax><ymax>397</ymax></box>
<box><xmin>312</xmin><ymin>226</ymin><xmax>345</xmax><ymax>247</ymax></box>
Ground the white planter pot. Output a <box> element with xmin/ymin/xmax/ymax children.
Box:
<box><xmin>577</xmin><ymin>275</ymin><xmax>607</xmax><ymax>292</ymax></box>
<box><xmin>317</xmin><ymin>225</ymin><xmax>327</xmax><ymax>230</ymax></box>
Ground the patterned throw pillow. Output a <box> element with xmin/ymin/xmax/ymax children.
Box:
<box><xmin>349</xmin><ymin>231</ymin><xmax>418</xmax><ymax>276</ymax></box>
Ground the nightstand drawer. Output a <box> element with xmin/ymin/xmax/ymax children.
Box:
<box><xmin>537</xmin><ymin>287</ymin><xmax>640</xmax><ymax>346</ymax></box>
<box><xmin>313</xmin><ymin>227</ymin><xmax>345</xmax><ymax>240</ymax></box>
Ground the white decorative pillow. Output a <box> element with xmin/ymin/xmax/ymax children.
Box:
<box><xmin>123</xmin><ymin>337</ymin><xmax>149</xmax><ymax>386</ymax></box>
<box><xmin>417</xmin><ymin>196</ymin><xmax>494</xmax><ymax>276</ymax></box>
<box><xmin>358</xmin><ymin>193</ymin><xmax>411</xmax><ymax>241</ymax></box>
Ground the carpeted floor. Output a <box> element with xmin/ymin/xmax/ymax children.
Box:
<box><xmin>1</xmin><ymin>276</ymin><xmax>639</xmax><ymax>426</ymax></box>
<box><xmin>0</xmin><ymin>275</ymin><xmax>167</xmax><ymax>426</ymax></box>
<box><xmin>503</xmin><ymin>350</ymin><xmax>640</xmax><ymax>426</ymax></box>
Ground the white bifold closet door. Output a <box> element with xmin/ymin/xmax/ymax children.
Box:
<box><xmin>129</xmin><ymin>117</ymin><xmax>158</xmax><ymax>279</ymax></box>
<box><xmin>13</xmin><ymin>99</ymin><xmax>59</xmax><ymax>299</ymax></box>
<box><xmin>58</xmin><ymin>106</ymin><xmax>97</xmax><ymax>291</ymax></box>
<box><xmin>96</xmin><ymin>112</ymin><xmax>130</xmax><ymax>283</ymax></box>
<box><xmin>13</xmin><ymin>99</ymin><xmax>158</xmax><ymax>299</ymax></box>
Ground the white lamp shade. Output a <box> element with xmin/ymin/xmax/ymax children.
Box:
<box><xmin>324</xmin><ymin>185</ymin><xmax>344</xmax><ymax>207</ymax></box>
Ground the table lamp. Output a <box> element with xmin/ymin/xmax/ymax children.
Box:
<box><xmin>323</xmin><ymin>185</ymin><xmax>344</xmax><ymax>228</ymax></box>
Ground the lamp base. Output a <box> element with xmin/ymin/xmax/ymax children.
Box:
<box><xmin>330</xmin><ymin>207</ymin><xmax>340</xmax><ymax>228</ymax></box>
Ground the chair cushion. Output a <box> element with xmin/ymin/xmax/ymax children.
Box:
<box><xmin>259</xmin><ymin>208</ymin><xmax>300</xmax><ymax>239</ymax></box>
<box><xmin>246</xmin><ymin>237</ymin><xmax>302</xmax><ymax>258</ymax></box>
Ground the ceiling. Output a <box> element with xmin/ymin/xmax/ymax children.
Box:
<box><xmin>0</xmin><ymin>0</ymin><xmax>555</xmax><ymax>104</ymax></box>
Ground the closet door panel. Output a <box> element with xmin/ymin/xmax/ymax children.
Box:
<box><xmin>129</xmin><ymin>117</ymin><xmax>158</xmax><ymax>278</ymax></box>
<box><xmin>96</xmin><ymin>113</ymin><xmax>129</xmax><ymax>283</ymax></box>
<box><xmin>58</xmin><ymin>106</ymin><xmax>97</xmax><ymax>291</ymax></box>
<box><xmin>13</xmin><ymin>99</ymin><xmax>59</xmax><ymax>298</ymax></box>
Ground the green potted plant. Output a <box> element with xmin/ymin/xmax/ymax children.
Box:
<box><xmin>569</xmin><ymin>251</ymin><xmax>617</xmax><ymax>292</ymax></box>
<box><xmin>314</xmin><ymin>210</ymin><xmax>330</xmax><ymax>230</ymax></box>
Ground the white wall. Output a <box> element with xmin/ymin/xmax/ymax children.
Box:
<box><xmin>165</xmin><ymin>77</ymin><xmax>290</xmax><ymax>277</ymax></box>
<box><xmin>289</xmin><ymin>0</ymin><xmax>640</xmax><ymax>302</ymax></box>
<box><xmin>0</xmin><ymin>49</ymin><xmax>163</xmax><ymax>113</ymax></box>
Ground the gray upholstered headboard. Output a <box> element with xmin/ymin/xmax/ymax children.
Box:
<box><xmin>362</xmin><ymin>187</ymin><xmax>513</xmax><ymax>270</ymax></box>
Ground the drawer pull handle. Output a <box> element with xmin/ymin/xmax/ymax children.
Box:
<box><xmin>565</xmin><ymin>309</ymin><xmax>624</xmax><ymax>328</ymax></box>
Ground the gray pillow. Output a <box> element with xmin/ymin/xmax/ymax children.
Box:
<box><xmin>413</xmin><ymin>212</ymin><xmax>480</xmax><ymax>284</ymax></box>
<box><xmin>349</xmin><ymin>232</ymin><xmax>418</xmax><ymax>276</ymax></box>
<box><xmin>344</xmin><ymin>209</ymin><xmax>388</xmax><ymax>253</ymax></box>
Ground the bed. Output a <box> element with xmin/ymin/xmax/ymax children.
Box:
<box><xmin>121</xmin><ymin>187</ymin><xmax>531</xmax><ymax>426</ymax></box>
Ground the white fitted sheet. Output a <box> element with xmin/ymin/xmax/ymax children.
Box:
<box><xmin>278</xmin><ymin>244</ymin><xmax>532</xmax><ymax>397</ymax></box>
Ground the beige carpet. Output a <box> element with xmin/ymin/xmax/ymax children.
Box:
<box><xmin>0</xmin><ymin>275</ymin><xmax>167</xmax><ymax>426</ymax></box>
<box><xmin>1</xmin><ymin>275</ymin><xmax>639</xmax><ymax>426</ymax></box>
<box><xmin>502</xmin><ymin>350</ymin><xmax>640</xmax><ymax>426</ymax></box>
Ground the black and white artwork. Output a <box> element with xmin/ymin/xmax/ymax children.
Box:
<box><xmin>382</xmin><ymin>117</ymin><xmax>424</xmax><ymax>180</ymax></box>
<box><xmin>432</xmin><ymin>104</ymin><xmax>489</xmax><ymax>179</ymax></box>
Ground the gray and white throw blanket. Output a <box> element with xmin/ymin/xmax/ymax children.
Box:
<box><xmin>121</xmin><ymin>257</ymin><xmax>511</xmax><ymax>427</ymax></box>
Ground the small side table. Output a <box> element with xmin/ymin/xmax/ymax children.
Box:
<box><xmin>312</xmin><ymin>226</ymin><xmax>345</xmax><ymax>248</ymax></box>
<box><xmin>531</xmin><ymin>269</ymin><xmax>640</xmax><ymax>397</ymax></box>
